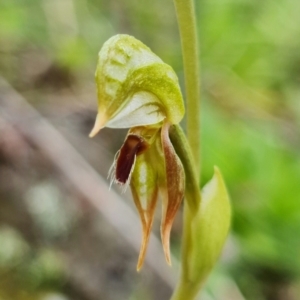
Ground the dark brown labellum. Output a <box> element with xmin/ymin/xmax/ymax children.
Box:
<box><xmin>115</xmin><ymin>134</ymin><xmax>148</xmax><ymax>184</ymax></box>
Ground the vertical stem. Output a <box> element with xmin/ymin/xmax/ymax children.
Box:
<box><xmin>171</xmin><ymin>279</ymin><xmax>199</xmax><ymax>300</ymax></box>
<box><xmin>173</xmin><ymin>0</ymin><xmax>201</xmax><ymax>181</ymax></box>
<box><xmin>171</xmin><ymin>2</ymin><xmax>202</xmax><ymax>299</ymax></box>
<box><xmin>170</xmin><ymin>125</ymin><xmax>202</xmax><ymax>300</ymax></box>
<box><xmin>169</xmin><ymin>125</ymin><xmax>200</xmax><ymax>211</ymax></box>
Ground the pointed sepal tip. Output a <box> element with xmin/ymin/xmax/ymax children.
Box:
<box><xmin>89</xmin><ymin>112</ymin><xmax>107</xmax><ymax>138</ymax></box>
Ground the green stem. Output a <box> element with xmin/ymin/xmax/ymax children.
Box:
<box><xmin>169</xmin><ymin>125</ymin><xmax>200</xmax><ymax>211</ymax></box>
<box><xmin>173</xmin><ymin>0</ymin><xmax>201</xmax><ymax>180</ymax></box>
<box><xmin>170</xmin><ymin>210</ymin><xmax>198</xmax><ymax>300</ymax></box>
<box><xmin>169</xmin><ymin>125</ymin><xmax>202</xmax><ymax>300</ymax></box>
<box><xmin>171</xmin><ymin>2</ymin><xmax>203</xmax><ymax>299</ymax></box>
<box><xmin>170</xmin><ymin>279</ymin><xmax>199</xmax><ymax>300</ymax></box>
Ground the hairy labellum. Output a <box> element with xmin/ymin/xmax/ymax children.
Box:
<box><xmin>115</xmin><ymin>134</ymin><xmax>148</xmax><ymax>184</ymax></box>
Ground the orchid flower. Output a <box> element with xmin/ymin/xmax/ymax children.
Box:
<box><xmin>89</xmin><ymin>34</ymin><xmax>186</xmax><ymax>270</ymax></box>
<box><xmin>88</xmin><ymin>0</ymin><xmax>232</xmax><ymax>297</ymax></box>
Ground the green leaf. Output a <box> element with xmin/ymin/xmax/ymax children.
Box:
<box><xmin>172</xmin><ymin>167</ymin><xmax>231</xmax><ymax>300</ymax></box>
<box><xmin>189</xmin><ymin>166</ymin><xmax>231</xmax><ymax>281</ymax></box>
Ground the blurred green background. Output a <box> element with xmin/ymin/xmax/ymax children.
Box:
<box><xmin>1</xmin><ymin>0</ymin><xmax>300</xmax><ymax>299</ymax></box>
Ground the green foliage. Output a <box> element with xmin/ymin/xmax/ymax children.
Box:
<box><xmin>197</xmin><ymin>0</ymin><xmax>300</xmax><ymax>297</ymax></box>
<box><xmin>0</xmin><ymin>227</ymin><xmax>65</xmax><ymax>300</ymax></box>
<box><xmin>202</xmin><ymin>103</ymin><xmax>300</xmax><ymax>296</ymax></box>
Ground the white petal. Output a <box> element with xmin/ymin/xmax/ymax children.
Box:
<box><xmin>106</xmin><ymin>91</ymin><xmax>165</xmax><ymax>128</ymax></box>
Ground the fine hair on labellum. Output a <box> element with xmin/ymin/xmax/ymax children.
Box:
<box><xmin>108</xmin><ymin>134</ymin><xmax>148</xmax><ymax>192</ymax></box>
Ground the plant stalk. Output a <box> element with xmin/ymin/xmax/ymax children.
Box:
<box><xmin>171</xmin><ymin>1</ymin><xmax>202</xmax><ymax>299</ymax></box>
<box><xmin>170</xmin><ymin>125</ymin><xmax>202</xmax><ymax>300</ymax></box>
<box><xmin>169</xmin><ymin>125</ymin><xmax>200</xmax><ymax>212</ymax></box>
<box><xmin>173</xmin><ymin>0</ymin><xmax>201</xmax><ymax>180</ymax></box>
